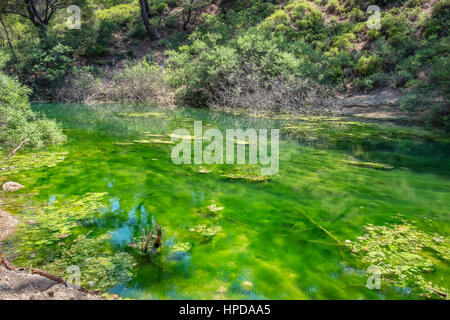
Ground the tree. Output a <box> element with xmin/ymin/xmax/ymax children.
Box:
<box><xmin>182</xmin><ymin>0</ymin><xmax>211</xmax><ymax>31</ymax></box>
<box><xmin>0</xmin><ymin>0</ymin><xmax>67</xmax><ymax>29</ymax></box>
<box><xmin>138</xmin><ymin>0</ymin><xmax>158</xmax><ymax>40</ymax></box>
<box><xmin>0</xmin><ymin>14</ymin><xmax>15</xmax><ymax>57</ymax></box>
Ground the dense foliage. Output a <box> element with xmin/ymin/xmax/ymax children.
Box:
<box><xmin>0</xmin><ymin>54</ymin><xmax>64</xmax><ymax>150</ymax></box>
<box><xmin>0</xmin><ymin>0</ymin><xmax>448</xmax><ymax>127</ymax></box>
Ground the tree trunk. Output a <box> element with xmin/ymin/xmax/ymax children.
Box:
<box><xmin>183</xmin><ymin>1</ymin><xmax>194</xmax><ymax>31</ymax></box>
<box><xmin>0</xmin><ymin>14</ymin><xmax>15</xmax><ymax>57</ymax></box>
<box><xmin>138</xmin><ymin>0</ymin><xmax>158</xmax><ymax>40</ymax></box>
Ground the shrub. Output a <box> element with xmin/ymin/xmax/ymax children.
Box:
<box><xmin>424</xmin><ymin>0</ymin><xmax>450</xmax><ymax>37</ymax></box>
<box><xmin>0</xmin><ymin>71</ymin><xmax>65</xmax><ymax>150</ymax></box>
<box><xmin>95</xmin><ymin>4</ymin><xmax>140</xmax><ymax>27</ymax></box>
<box><xmin>131</xmin><ymin>23</ymin><xmax>147</xmax><ymax>39</ymax></box>
<box><xmin>367</xmin><ymin>29</ymin><xmax>381</xmax><ymax>41</ymax></box>
<box><xmin>211</xmin><ymin>66</ymin><xmax>334</xmax><ymax>115</ymax></box>
<box><xmin>349</xmin><ymin>8</ymin><xmax>365</xmax><ymax>22</ymax></box>
<box><xmin>56</xmin><ymin>61</ymin><xmax>174</xmax><ymax>107</ymax></box>
<box><xmin>261</xmin><ymin>9</ymin><xmax>291</xmax><ymax>32</ymax></box>
<box><xmin>165</xmin><ymin>14</ymin><xmax>179</xmax><ymax>30</ymax></box>
<box><xmin>333</xmin><ymin>33</ymin><xmax>356</xmax><ymax>51</ymax></box>
<box><xmin>286</xmin><ymin>0</ymin><xmax>324</xmax><ymax>32</ymax></box>
<box><xmin>327</xmin><ymin>0</ymin><xmax>340</xmax><ymax>14</ymax></box>
<box><xmin>356</xmin><ymin>54</ymin><xmax>382</xmax><ymax>76</ymax></box>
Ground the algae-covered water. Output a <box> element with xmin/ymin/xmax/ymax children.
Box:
<box><xmin>1</xmin><ymin>103</ymin><xmax>449</xmax><ymax>299</ymax></box>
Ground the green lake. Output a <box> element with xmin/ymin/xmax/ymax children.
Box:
<box><xmin>1</xmin><ymin>103</ymin><xmax>449</xmax><ymax>299</ymax></box>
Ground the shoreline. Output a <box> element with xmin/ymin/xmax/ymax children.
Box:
<box><xmin>0</xmin><ymin>201</ymin><xmax>103</xmax><ymax>300</ymax></box>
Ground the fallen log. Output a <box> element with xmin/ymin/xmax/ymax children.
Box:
<box><xmin>1</xmin><ymin>138</ymin><xmax>29</xmax><ymax>166</ymax></box>
<box><xmin>31</xmin><ymin>268</ymin><xmax>65</xmax><ymax>284</ymax></box>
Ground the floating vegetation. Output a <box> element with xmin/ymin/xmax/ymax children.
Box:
<box><xmin>220</xmin><ymin>165</ymin><xmax>271</xmax><ymax>182</ymax></box>
<box><xmin>198</xmin><ymin>166</ymin><xmax>211</xmax><ymax>174</ymax></box>
<box><xmin>132</xmin><ymin>139</ymin><xmax>174</xmax><ymax>145</ymax></box>
<box><xmin>114</xmin><ymin>142</ymin><xmax>134</xmax><ymax>146</ymax></box>
<box><xmin>222</xmin><ymin>173</ymin><xmax>268</xmax><ymax>182</ymax></box>
<box><xmin>142</xmin><ymin>133</ymin><xmax>165</xmax><ymax>137</ymax></box>
<box><xmin>15</xmin><ymin>192</ymin><xmax>107</xmax><ymax>248</ymax></box>
<box><xmin>118</xmin><ymin>112</ymin><xmax>167</xmax><ymax>118</ymax></box>
<box><xmin>46</xmin><ymin>233</ymin><xmax>134</xmax><ymax>292</ymax></box>
<box><xmin>190</xmin><ymin>225</ymin><xmax>222</xmax><ymax>237</ymax></box>
<box><xmin>342</xmin><ymin>160</ymin><xmax>394</xmax><ymax>170</ymax></box>
<box><xmin>168</xmin><ymin>242</ymin><xmax>192</xmax><ymax>254</ymax></box>
<box><xmin>0</xmin><ymin>152</ymin><xmax>68</xmax><ymax>175</ymax></box>
<box><xmin>207</xmin><ymin>204</ymin><xmax>224</xmax><ymax>214</ymax></box>
<box><xmin>346</xmin><ymin>222</ymin><xmax>449</xmax><ymax>299</ymax></box>
<box><xmin>167</xmin><ymin>133</ymin><xmax>202</xmax><ymax>141</ymax></box>
<box><xmin>8</xmin><ymin>192</ymin><xmax>135</xmax><ymax>292</ymax></box>
<box><xmin>281</xmin><ymin>120</ymin><xmax>442</xmax><ymax>146</ymax></box>
<box><xmin>197</xmin><ymin>201</ymin><xmax>224</xmax><ymax>218</ymax></box>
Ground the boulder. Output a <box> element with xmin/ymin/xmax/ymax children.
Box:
<box><xmin>2</xmin><ymin>181</ymin><xmax>24</xmax><ymax>192</ymax></box>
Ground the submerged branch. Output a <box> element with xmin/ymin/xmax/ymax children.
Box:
<box><xmin>0</xmin><ymin>252</ymin><xmax>15</xmax><ymax>270</ymax></box>
<box><xmin>1</xmin><ymin>138</ymin><xmax>29</xmax><ymax>165</ymax></box>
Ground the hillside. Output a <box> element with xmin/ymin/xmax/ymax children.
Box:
<box><xmin>0</xmin><ymin>0</ymin><xmax>449</xmax><ymax>128</ymax></box>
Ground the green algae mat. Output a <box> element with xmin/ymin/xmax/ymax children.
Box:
<box><xmin>0</xmin><ymin>103</ymin><xmax>449</xmax><ymax>300</ymax></box>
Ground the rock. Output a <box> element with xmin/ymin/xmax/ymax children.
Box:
<box><xmin>2</xmin><ymin>181</ymin><xmax>24</xmax><ymax>192</ymax></box>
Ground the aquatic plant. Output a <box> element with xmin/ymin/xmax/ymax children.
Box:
<box><xmin>132</xmin><ymin>139</ymin><xmax>174</xmax><ymax>145</ymax></box>
<box><xmin>0</xmin><ymin>152</ymin><xmax>68</xmax><ymax>175</ymax></box>
<box><xmin>47</xmin><ymin>233</ymin><xmax>135</xmax><ymax>292</ymax></box>
<box><xmin>190</xmin><ymin>225</ymin><xmax>222</xmax><ymax>237</ymax></box>
<box><xmin>221</xmin><ymin>165</ymin><xmax>271</xmax><ymax>182</ymax></box>
<box><xmin>346</xmin><ymin>222</ymin><xmax>449</xmax><ymax>299</ymax></box>
<box><xmin>197</xmin><ymin>201</ymin><xmax>224</xmax><ymax>218</ymax></box>
<box><xmin>16</xmin><ymin>193</ymin><xmax>107</xmax><ymax>249</ymax></box>
<box><xmin>9</xmin><ymin>192</ymin><xmax>135</xmax><ymax>292</ymax></box>
<box><xmin>342</xmin><ymin>160</ymin><xmax>394</xmax><ymax>170</ymax></box>
<box><xmin>168</xmin><ymin>242</ymin><xmax>192</xmax><ymax>254</ymax></box>
<box><xmin>119</xmin><ymin>112</ymin><xmax>167</xmax><ymax>118</ymax></box>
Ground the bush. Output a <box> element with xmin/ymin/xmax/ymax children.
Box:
<box><xmin>333</xmin><ymin>33</ymin><xmax>356</xmax><ymax>51</ymax></box>
<box><xmin>211</xmin><ymin>66</ymin><xmax>334</xmax><ymax>115</ymax></box>
<box><xmin>349</xmin><ymin>8</ymin><xmax>365</xmax><ymax>22</ymax></box>
<box><xmin>95</xmin><ymin>4</ymin><xmax>140</xmax><ymax>27</ymax></box>
<box><xmin>286</xmin><ymin>0</ymin><xmax>324</xmax><ymax>32</ymax></box>
<box><xmin>424</xmin><ymin>0</ymin><xmax>450</xmax><ymax>37</ymax></box>
<box><xmin>165</xmin><ymin>14</ymin><xmax>179</xmax><ymax>30</ymax></box>
<box><xmin>56</xmin><ymin>61</ymin><xmax>174</xmax><ymax>106</ymax></box>
<box><xmin>356</xmin><ymin>54</ymin><xmax>382</xmax><ymax>76</ymax></box>
<box><xmin>0</xmin><ymin>71</ymin><xmax>65</xmax><ymax>150</ymax></box>
<box><xmin>131</xmin><ymin>23</ymin><xmax>147</xmax><ymax>39</ymax></box>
